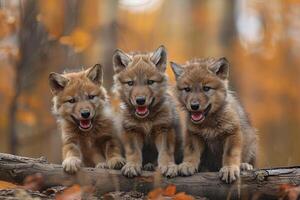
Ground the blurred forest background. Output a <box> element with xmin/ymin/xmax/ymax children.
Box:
<box><xmin>0</xmin><ymin>0</ymin><xmax>299</xmax><ymax>168</ymax></box>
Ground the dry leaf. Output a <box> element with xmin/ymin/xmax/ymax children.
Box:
<box><xmin>55</xmin><ymin>184</ymin><xmax>82</xmax><ymax>200</ymax></box>
<box><xmin>162</xmin><ymin>184</ymin><xmax>176</xmax><ymax>197</ymax></box>
<box><xmin>279</xmin><ymin>184</ymin><xmax>300</xmax><ymax>200</ymax></box>
<box><xmin>173</xmin><ymin>192</ymin><xmax>194</xmax><ymax>200</ymax></box>
<box><xmin>148</xmin><ymin>188</ymin><xmax>163</xmax><ymax>199</ymax></box>
<box><xmin>0</xmin><ymin>173</ymin><xmax>43</xmax><ymax>191</ymax></box>
<box><xmin>0</xmin><ymin>180</ymin><xmax>18</xmax><ymax>189</ymax></box>
<box><xmin>22</xmin><ymin>173</ymin><xmax>44</xmax><ymax>191</ymax></box>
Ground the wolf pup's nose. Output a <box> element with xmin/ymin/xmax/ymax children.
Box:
<box><xmin>81</xmin><ymin>110</ymin><xmax>90</xmax><ymax>119</ymax></box>
<box><xmin>191</xmin><ymin>103</ymin><xmax>200</xmax><ymax>111</ymax></box>
<box><xmin>136</xmin><ymin>96</ymin><xmax>146</xmax><ymax>105</ymax></box>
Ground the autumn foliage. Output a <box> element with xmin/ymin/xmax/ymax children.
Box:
<box><xmin>0</xmin><ymin>177</ymin><xmax>197</xmax><ymax>200</ymax></box>
<box><xmin>148</xmin><ymin>185</ymin><xmax>194</xmax><ymax>200</ymax></box>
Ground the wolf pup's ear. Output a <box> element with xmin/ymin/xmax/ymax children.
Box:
<box><xmin>151</xmin><ymin>45</ymin><xmax>167</xmax><ymax>72</ymax></box>
<box><xmin>49</xmin><ymin>72</ymin><xmax>69</xmax><ymax>94</ymax></box>
<box><xmin>209</xmin><ymin>57</ymin><xmax>229</xmax><ymax>80</ymax></box>
<box><xmin>170</xmin><ymin>62</ymin><xmax>184</xmax><ymax>80</ymax></box>
<box><xmin>86</xmin><ymin>64</ymin><xmax>103</xmax><ymax>85</ymax></box>
<box><xmin>112</xmin><ymin>49</ymin><xmax>132</xmax><ymax>73</ymax></box>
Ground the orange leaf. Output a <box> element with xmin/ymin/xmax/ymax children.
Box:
<box><xmin>59</xmin><ymin>28</ymin><xmax>91</xmax><ymax>53</ymax></box>
<box><xmin>279</xmin><ymin>184</ymin><xmax>300</xmax><ymax>200</ymax></box>
<box><xmin>279</xmin><ymin>183</ymin><xmax>296</xmax><ymax>191</ymax></box>
<box><xmin>173</xmin><ymin>192</ymin><xmax>195</xmax><ymax>200</ymax></box>
<box><xmin>22</xmin><ymin>173</ymin><xmax>44</xmax><ymax>191</ymax></box>
<box><xmin>55</xmin><ymin>184</ymin><xmax>82</xmax><ymax>200</ymax></box>
<box><xmin>17</xmin><ymin>110</ymin><xmax>36</xmax><ymax>126</ymax></box>
<box><xmin>0</xmin><ymin>180</ymin><xmax>18</xmax><ymax>189</ymax></box>
<box><xmin>163</xmin><ymin>184</ymin><xmax>176</xmax><ymax>196</ymax></box>
<box><xmin>148</xmin><ymin>188</ymin><xmax>163</xmax><ymax>199</ymax></box>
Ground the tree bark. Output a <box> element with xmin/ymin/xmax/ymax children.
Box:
<box><xmin>0</xmin><ymin>153</ymin><xmax>299</xmax><ymax>200</ymax></box>
<box><xmin>8</xmin><ymin>0</ymin><xmax>49</xmax><ymax>154</ymax></box>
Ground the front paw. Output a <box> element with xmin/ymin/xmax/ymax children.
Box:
<box><xmin>178</xmin><ymin>162</ymin><xmax>198</xmax><ymax>176</ymax></box>
<box><xmin>62</xmin><ymin>156</ymin><xmax>82</xmax><ymax>174</ymax></box>
<box><xmin>96</xmin><ymin>162</ymin><xmax>108</xmax><ymax>169</ymax></box>
<box><xmin>107</xmin><ymin>157</ymin><xmax>126</xmax><ymax>169</ymax></box>
<box><xmin>219</xmin><ymin>165</ymin><xmax>240</xmax><ymax>183</ymax></box>
<box><xmin>158</xmin><ymin>163</ymin><xmax>178</xmax><ymax>178</ymax></box>
<box><xmin>143</xmin><ymin>163</ymin><xmax>156</xmax><ymax>171</ymax></box>
<box><xmin>240</xmin><ymin>163</ymin><xmax>253</xmax><ymax>171</ymax></box>
<box><xmin>121</xmin><ymin>162</ymin><xmax>142</xmax><ymax>178</ymax></box>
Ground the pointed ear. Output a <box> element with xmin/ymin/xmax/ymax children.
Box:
<box><xmin>150</xmin><ymin>45</ymin><xmax>167</xmax><ymax>72</ymax></box>
<box><xmin>170</xmin><ymin>62</ymin><xmax>184</xmax><ymax>80</ymax></box>
<box><xmin>209</xmin><ymin>57</ymin><xmax>229</xmax><ymax>80</ymax></box>
<box><xmin>49</xmin><ymin>72</ymin><xmax>69</xmax><ymax>94</ymax></box>
<box><xmin>86</xmin><ymin>64</ymin><xmax>103</xmax><ymax>85</ymax></box>
<box><xmin>112</xmin><ymin>49</ymin><xmax>132</xmax><ymax>73</ymax></box>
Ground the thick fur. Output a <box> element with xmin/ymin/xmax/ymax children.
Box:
<box><xmin>49</xmin><ymin>64</ymin><xmax>125</xmax><ymax>173</ymax></box>
<box><xmin>113</xmin><ymin>46</ymin><xmax>182</xmax><ymax>178</ymax></box>
<box><xmin>170</xmin><ymin>57</ymin><xmax>257</xmax><ymax>183</ymax></box>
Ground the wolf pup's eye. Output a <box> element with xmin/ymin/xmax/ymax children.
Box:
<box><xmin>67</xmin><ymin>98</ymin><xmax>76</xmax><ymax>103</ymax></box>
<box><xmin>126</xmin><ymin>81</ymin><xmax>134</xmax><ymax>86</ymax></box>
<box><xmin>203</xmin><ymin>86</ymin><xmax>211</xmax><ymax>92</ymax></box>
<box><xmin>184</xmin><ymin>87</ymin><xmax>191</xmax><ymax>92</ymax></box>
<box><xmin>88</xmin><ymin>95</ymin><xmax>96</xmax><ymax>100</ymax></box>
<box><xmin>147</xmin><ymin>80</ymin><xmax>155</xmax><ymax>85</ymax></box>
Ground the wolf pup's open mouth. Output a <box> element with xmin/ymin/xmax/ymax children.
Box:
<box><xmin>71</xmin><ymin>116</ymin><xmax>93</xmax><ymax>131</ymax></box>
<box><xmin>135</xmin><ymin>106</ymin><xmax>149</xmax><ymax>118</ymax></box>
<box><xmin>79</xmin><ymin>119</ymin><xmax>92</xmax><ymax>130</ymax></box>
<box><xmin>190</xmin><ymin>104</ymin><xmax>212</xmax><ymax>124</ymax></box>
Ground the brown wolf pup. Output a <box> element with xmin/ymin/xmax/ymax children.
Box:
<box><xmin>49</xmin><ymin>64</ymin><xmax>125</xmax><ymax>173</ymax></box>
<box><xmin>170</xmin><ymin>57</ymin><xmax>257</xmax><ymax>183</ymax></box>
<box><xmin>112</xmin><ymin>46</ymin><xmax>182</xmax><ymax>178</ymax></box>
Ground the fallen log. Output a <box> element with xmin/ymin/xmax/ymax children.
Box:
<box><xmin>0</xmin><ymin>153</ymin><xmax>299</xmax><ymax>200</ymax></box>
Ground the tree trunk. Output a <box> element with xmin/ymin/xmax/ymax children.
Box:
<box><xmin>0</xmin><ymin>153</ymin><xmax>299</xmax><ymax>200</ymax></box>
<box><xmin>8</xmin><ymin>0</ymin><xmax>49</xmax><ymax>154</ymax></box>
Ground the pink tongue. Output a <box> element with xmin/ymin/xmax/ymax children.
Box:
<box><xmin>136</xmin><ymin>106</ymin><xmax>148</xmax><ymax>115</ymax></box>
<box><xmin>80</xmin><ymin>120</ymin><xmax>91</xmax><ymax>128</ymax></box>
<box><xmin>191</xmin><ymin>112</ymin><xmax>204</xmax><ymax>121</ymax></box>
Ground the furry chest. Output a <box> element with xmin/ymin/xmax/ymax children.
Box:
<box><xmin>133</xmin><ymin>121</ymin><xmax>154</xmax><ymax>135</ymax></box>
<box><xmin>189</xmin><ymin>124</ymin><xmax>231</xmax><ymax>140</ymax></box>
<box><xmin>78</xmin><ymin>137</ymin><xmax>93</xmax><ymax>149</ymax></box>
<box><xmin>200</xmin><ymin>128</ymin><xmax>221</xmax><ymax>139</ymax></box>
<box><xmin>124</xmin><ymin>120</ymin><xmax>169</xmax><ymax>136</ymax></box>
<box><xmin>140</xmin><ymin>122</ymin><xmax>153</xmax><ymax>135</ymax></box>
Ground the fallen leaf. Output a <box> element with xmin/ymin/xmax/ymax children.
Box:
<box><xmin>0</xmin><ymin>180</ymin><xmax>18</xmax><ymax>189</ymax></box>
<box><xmin>279</xmin><ymin>184</ymin><xmax>300</xmax><ymax>200</ymax></box>
<box><xmin>0</xmin><ymin>173</ymin><xmax>43</xmax><ymax>191</ymax></box>
<box><xmin>173</xmin><ymin>192</ymin><xmax>195</xmax><ymax>200</ymax></box>
<box><xmin>163</xmin><ymin>184</ymin><xmax>176</xmax><ymax>196</ymax></box>
<box><xmin>148</xmin><ymin>188</ymin><xmax>163</xmax><ymax>199</ymax></box>
<box><xmin>55</xmin><ymin>184</ymin><xmax>82</xmax><ymax>200</ymax></box>
<box><xmin>22</xmin><ymin>173</ymin><xmax>44</xmax><ymax>191</ymax></box>
<box><xmin>43</xmin><ymin>186</ymin><xmax>67</xmax><ymax>196</ymax></box>
<box><xmin>279</xmin><ymin>184</ymin><xmax>296</xmax><ymax>191</ymax></box>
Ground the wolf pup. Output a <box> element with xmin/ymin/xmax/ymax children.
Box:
<box><xmin>49</xmin><ymin>64</ymin><xmax>125</xmax><ymax>173</ymax></box>
<box><xmin>170</xmin><ymin>57</ymin><xmax>257</xmax><ymax>183</ymax></box>
<box><xmin>112</xmin><ymin>46</ymin><xmax>182</xmax><ymax>178</ymax></box>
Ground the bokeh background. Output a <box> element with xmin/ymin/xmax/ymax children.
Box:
<box><xmin>0</xmin><ymin>0</ymin><xmax>299</xmax><ymax>168</ymax></box>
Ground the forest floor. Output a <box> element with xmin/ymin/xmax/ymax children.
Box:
<box><xmin>0</xmin><ymin>182</ymin><xmax>206</xmax><ymax>200</ymax></box>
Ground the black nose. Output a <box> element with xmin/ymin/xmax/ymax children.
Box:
<box><xmin>81</xmin><ymin>110</ymin><xmax>90</xmax><ymax>119</ymax></box>
<box><xmin>136</xmin><ymin>96</ymin><xmax>146</xmax><ymax>105</ymax></box>
<box><xmin>191</xmin><ymin>103</ymin><xmax>200</xmax><ymax>111</ymax></box>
